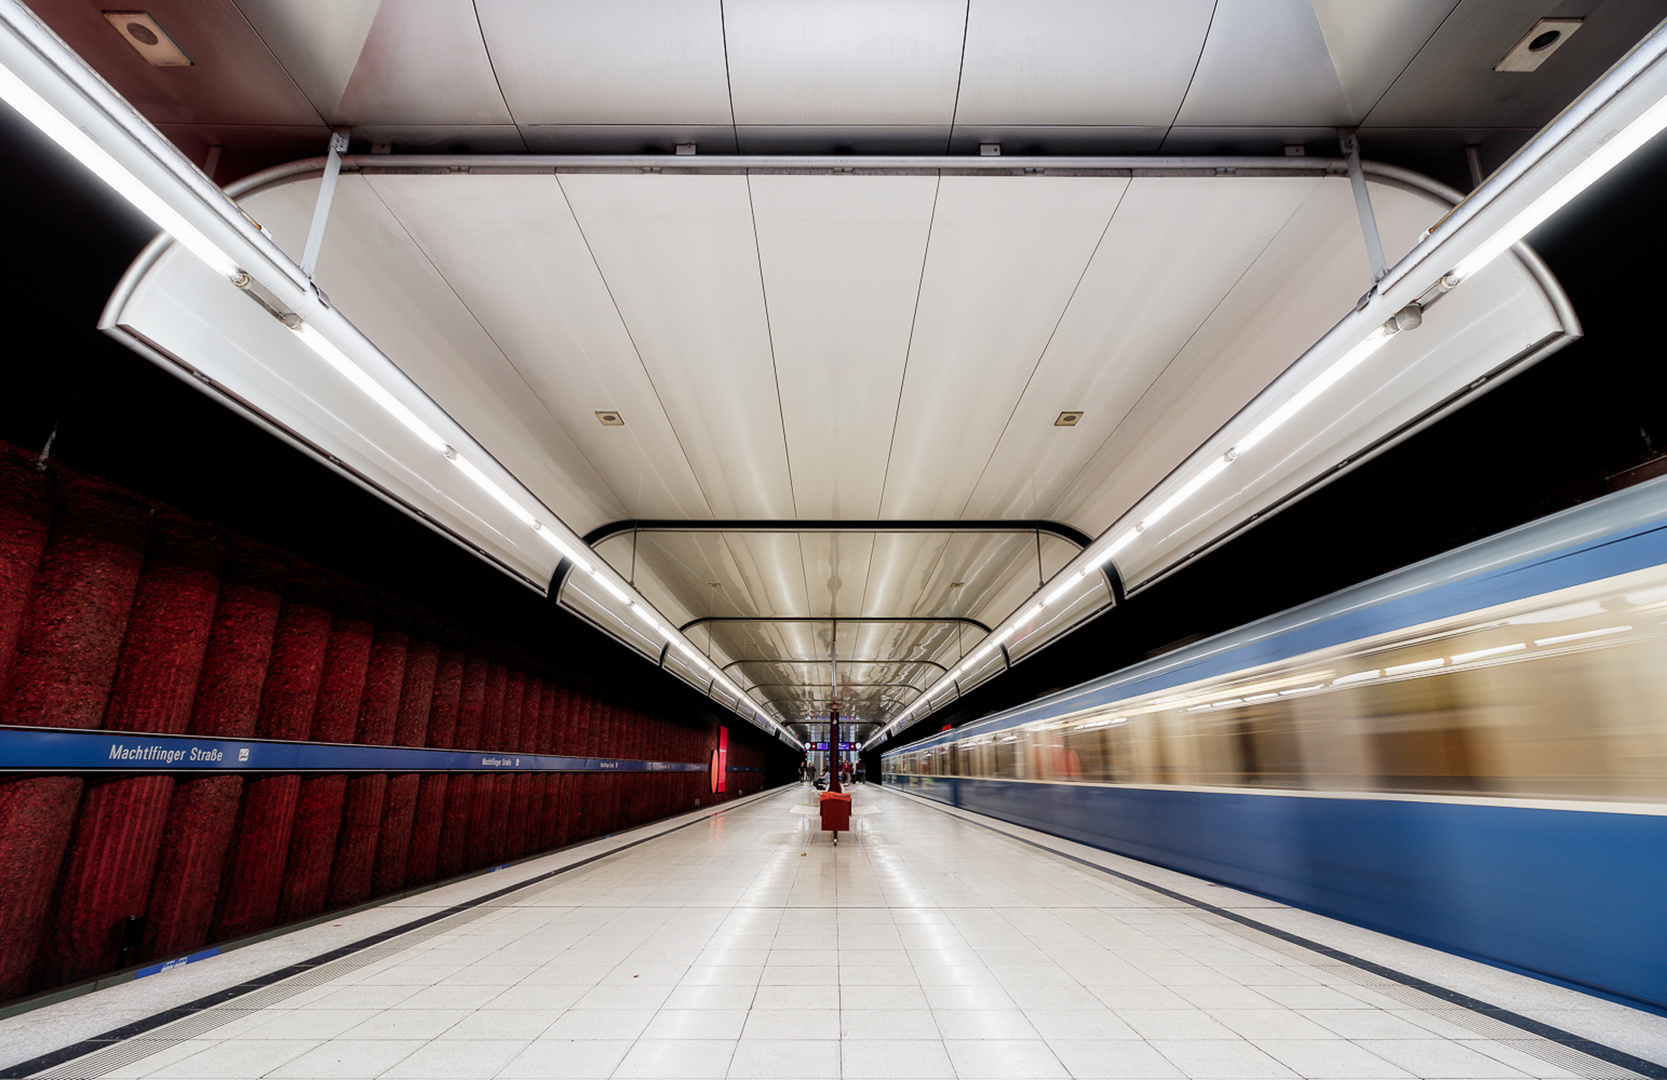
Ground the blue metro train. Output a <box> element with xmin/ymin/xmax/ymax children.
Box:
<box><xmin>885</xmin><ymin>478</ymin><xmax>1667</xmax><ymax>1013</ymax></box>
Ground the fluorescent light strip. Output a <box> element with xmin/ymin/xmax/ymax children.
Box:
<box><xmin>1454</xmin><ymin>93</ymin><xmax>1667</xmax><ymax>281</ymax></box>
<box><xmin>291</xmin><ymin>323</ymin><xmax>449</xmax><ymax>452</ymax></box>
<box><xmin>1138</xmin><ymin>455</ymin><xmax>1232</xmax><ymax>531</ymax></box>
<box><xmin>533</xmin><ymin>528</ymin><xmax>593</xmax><ymax>574</ymax></box>
<box><xmin>0</xmin><ymin>9</ymin><xmax>806</xmax><ymax>746</ymax></box>
<box><xmin>874</xmin><ymin>321</ymin><xmax>1406</xmax><ymax>744</ymax></box>
<box><xmin>0</xmin><ymin>63</ymin><xmax>240</xmax><ymax>280</ymax></box>
<box><xmin>1236</xmin><ymin>326</ymin><xmax>1394</xmax><ymax>454</ymax></box>
<box><xmin>448</xmin><ymin>453</ymin><xmax>537</xmax><ymax>526</ymax></box>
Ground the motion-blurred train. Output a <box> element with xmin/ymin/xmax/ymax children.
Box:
<box><xmin>885</xmin><ymin>478</ymin><xmax>1667</xmax><ymax>1013</ymax></box>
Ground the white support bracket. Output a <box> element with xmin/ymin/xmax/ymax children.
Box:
<box><xmin>1339</xmin><ymin>129</ymin><xmax>1388</xmax><ymax>283</ymax></box>
<box><xmin>299</xmin><ymin>128</ymin><xmax>350</xmax><ymax>281</ymax></box>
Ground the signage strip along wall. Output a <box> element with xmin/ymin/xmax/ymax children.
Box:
<box><xmin>0</xmin><ymin>725</ymin><xmax>746</xmax><ymax>774</ymax></box>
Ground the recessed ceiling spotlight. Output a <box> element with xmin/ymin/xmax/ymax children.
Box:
<box><xmin>1496</xmin><ymin>18</ymin><xmax>1582</xmax><ymax>72</ymax></box>
<box><xmin>596</xmin><ymin>410</ymin><xmax>624</xmax><ymax>426</ymax></box>
<box><xmin>103</xmin><ymin>12</ymin><xmax>191</xmax><ymax>66</ymax></box>
<box><xmin>1055</xmin><ymin>411</ymin><xmax>1083</xmax><ymax>427</ymax></box>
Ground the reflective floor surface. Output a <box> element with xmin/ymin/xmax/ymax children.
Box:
<box><xmin>3</xmin><ymin>784</ymin><xmax>1664</xmax><ymax>1079</ymax></box>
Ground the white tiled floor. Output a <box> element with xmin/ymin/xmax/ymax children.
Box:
<box><xmin>7</xmin><ymin>784</ymin><xmax>1667</xmax><ymax>1079</ymax></box>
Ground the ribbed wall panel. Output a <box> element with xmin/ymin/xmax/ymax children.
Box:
<box><xmin>144</xmin><ymin>774</ymin><xmax>242</xmax><ymax>958</ymax></box>
<box><xmin>370</xmin><ymin>773</ymin><xmax>420</xmax><ymax>897</ymax></box>
<box><xmin>0</xmin><ymin>446</ymin><xmax>780</xmax><ymax>1001</ymax></box>
<box><xmin>0</xmin><ymin>479</ymin><xmax>151</xmax><ymax>997</ymax></box>
<box><xmin>42</xmin><ymin>517</ymin><xmax>224</xmax><ymax>984</ymax></box>
<box><xmin>210</xmin><ymin>772</ymin><xmax>301</xmax><ymax>940</ymax></box>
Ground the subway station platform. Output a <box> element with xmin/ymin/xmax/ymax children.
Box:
<box><xmin>3</xmin><ymin>785</ymin><xmax>1664</xmax><ymax>1080</ymax></box>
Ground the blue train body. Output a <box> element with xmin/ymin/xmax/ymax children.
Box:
<box><xmin>886</xmin><ymin>477</ymin><xmax>1667</xmax><ymax>1012</ymax></box>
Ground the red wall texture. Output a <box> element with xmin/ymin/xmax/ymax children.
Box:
<box><xmin>0</xmin><ymin>445</ymin><xmax>770</xmax><ymax>1001</ymax></box>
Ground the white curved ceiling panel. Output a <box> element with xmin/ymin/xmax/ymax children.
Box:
<box><xmin>239</xmin><ymin>175</ymin><xmax>622</xmax><ymax>534</ymax></box>
<box><xmin>360</xmin><ymin>173</ymin><xmax>713</xmax><ymax>522</ymax></box>
<box><xmin>878</xmin><ymin>174</ymin><xmax>1129</xmax><ymax>520</ymax></box>
<box><xmin>233</xmin><ymin>0</ymin><xmax>385</xmax><ymax>118</ymax></box>
<box><xmin>475</xmin><ymin>0</ymin><xmax>733</xmax><ymax>125</ymax></box>
<box><xmin>1173</xmin><ymin>0</ymin><xmax>1352</xmax><ymax>128</ymax></box>
<box><xmin>334</xmin><ymin>0</ymin><xmax>514</xmax><ymax>127</ymax></box>
<box><xmin>724</xmin><ymin>0</ymin><xmax>966</xmax><ymax>126</ymax></box>
<box><xmin>556</xmin><ymin>172</ymin><xmax>797</xmax><ymax>519</ymax></box>
<box><xmin>1051</xmin><ymin>176</ymin><xmax>1424</xmax><ymax>541</ymax></box>
<box><xmin>108</xmin><ymin>164</ymin><xmax>1572</xmax><ymax>730</ymax></box>
<box><xmin>748</xmin><ymin>173</ymin><xmax>938</xmax><ymax>518</ymax></box>
<box><xmin>966</xmin><ymin>174</ymin><xmax>1324</xmax><ymax>522</ymax></box>
<box><xmin>1309</xmin><ymin>0</ymin><xmax>1460</xmax><ymax>120</ymax></box>
<box><xmin>954</xmin><ymin>0</ymin><xmax>1214</xmax><ymax>127</ymax></box>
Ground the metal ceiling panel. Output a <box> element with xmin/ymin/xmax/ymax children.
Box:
<box><xmin>967</xmin><ymin>175</ymin><xmax>1322</xmax><ymax>521</ymax></box>
<box><xmin>232</xmin><ymin>0</ymin><xmax>383</xmax><ymax>118</ymax></box>
<box><xmin>1172</xmin><ymin>0</ymin><xmax>1353</xmax><ymax>127</ymax></box>
<box><xmin>747</xmin><ymin>173</ymin><xmax>938</xmax><ymax>518</ymax></box>
<box><xmin>795</xmin><ymin>532</ymin><xmax>879</xmax><ymax>620</ymax></box>
<box><xmin>954</xmin><ymin>0</ymin><xmax>1214</xmax><ymax>126</ymax></box>
<box><xmin>106</xmin><ymin>163</ymin><xmax>1573</xmax><ymax>728</ymax></box>
<box><xmin>362</xmin><ymin>173</ymin><xmax>713</xmax><ymax>522</ymax></box>
<box><xmin>858</xmin><ymin>532</ymin><xmax>1039</xmax><ymax>636</ymax></box>
<box><xmin>879</xmin><ymin>174</ymin><xmax>1127</xmax><ymax>519</ymax></box>
<box><xmin>1309</xmin><ymin>0</ymin><xmax>1460</xmax><ymax>119</ymax></box>
<box><xmin>332</xmin><ymin>0</ymin><xmax>514</xmax><ymax>126</ymax></box>
<box><xmin>476</xmin><ymin>0</ymin><xmax>734</xmax><ymax>125</ymax></box>
<box><xmin>1052</xmin><ymin>177</ymin><xmax>1372</xmax><ymax>538</ymax></box>
<box><xmin>723</xmin><ymin>0</ymin><xmax>965</xmax><ymax>125</ymax></box>
<box><xmin>242</xmin><ymin>175</ymin><xmax>620</xmax><ymax>532</ymax></box>
<box><xmin>29</xmin><ymin>0</ymin><xmax>322</xmax><ymax>125</ymax></box>
<box><xmin>556</xmin><ymin>172</ymin><xmax>797</xmax><ymax>518</ymax></box>
<box><xmin>1364</xmin><ymin>0</ymin><xmax>1667</xmax><ymax>129</ymax></box>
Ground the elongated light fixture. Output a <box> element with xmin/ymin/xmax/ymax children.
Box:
<box><xmin>870</xmin><ymin>15</ymin><xmax>1667</xmax><ymax>749</ymax></box>
<box><xmin>0</xmin><ymin>0</ymin><xmax>797</xmax><ymax>743</ymax></box>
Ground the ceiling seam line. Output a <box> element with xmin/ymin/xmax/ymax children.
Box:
<box><xmin>352</xmin><ymin>176</ymin><xmax>624</xmax><ymax>527</ymax></box>
<box><xmin>1354</xmin><ymin>0</ymin><xmax>1466</xmax><ymax>131</ymax></box>
<box><xmin>740</xmin><ymin>174</ymin><xmax>813</xmax><ymax>719</ymax></box>
<box><xmin>950</xmin><ymin>179</ymin><xmax>1133</xmax><ymax>523</ymax></box>
<box><xmin>467</xmin><ymin>0</ymin><xmax>529</xmax><ymax>151</ymax></box>
<box><xmin>718</xmin><ymin>0</ymin><xmax>739</xmax><ymax>137</ymax></box>
<box><xmin>550</xmin><ymin>173</ymin><xmax>719</xmax><ymax>523</ymax></box>
<box><xmin>1041</xmin><ymin>176</ymin><xmax>1329</xmax><ymax>533</ymax></box>
<box><xmin>1159</xmin><ymin>0</ymin><xmax>1220</xmax><ymax>152</ymax></box>
<box><xmin>742</xmin><ymin>173</ymin><xmax>801</xmax><ymax>519</ymax></box>
<box><xmin>944</xmin><ymin>0</ymin><xmax>972</xmax><ymax>154</ymax></box>
<box><xmin>874</xmin><ymin>172</ymin><xmax>943</xmax><ymax>521</ymax></box>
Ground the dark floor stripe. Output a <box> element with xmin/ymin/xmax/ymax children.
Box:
<box><xmin>897</xmin><ymin>788</ymin><xmax>1667</xmax><ymax>1080</ymax></box>
<box><xmin>0</xmin><ymin>790</ymin><xmax>776</xmax><ymax>1079</ymax></box>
